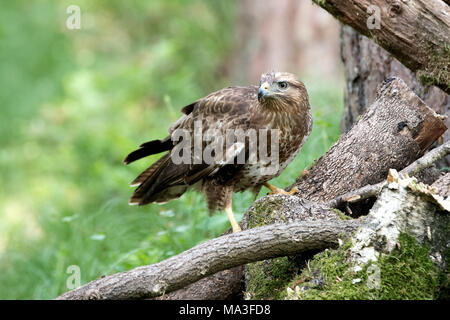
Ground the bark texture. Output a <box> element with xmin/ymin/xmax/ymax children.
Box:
<box><xmin>58</xmin><ymin>78</ymin><xmax>447</xmax><ymax>300</ymax></box>
<box><xmin>154</xmin><ymin>266</ymin><xmax>245</xmax><ymax>300</ymax></box>
<box><xmin>312</xmin><ymin>0</ymin><xmax>450</xmax><ymax>94</ymax></box>
<box><xmin>432</xmin><ymin>172</ymin><xmax>450</xmax><ymax>197</ymax></box>
<box><xmin>340</xmin><ymin>25</ymin><xmax>450</xmax><ymax>165</ymax></box>
<box><xmin>349</xmin><ymin>170</ymin><xmax>450</xmax><ymax>269</ymax></box>
<box><xmin>284</xmin><ymin>170</ymin><xmax>450</xmax><ymax>300</ymax></box>
<box><xmin>289</xmin><ymin>77</ymin><xmax>447</xmax><ymax>204</ymax></box>
<box><xmin>327</xmin><ymin>140</ymin><xmax>450</xmax><ymax>209</ymax></box>
<box><xmin>57</xmin><ymin>219</ymin><xmax>360</xmax><ymax>300</ymax></box>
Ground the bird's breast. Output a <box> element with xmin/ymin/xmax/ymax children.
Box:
<box><xmin>233</xmin><ymin>109</ymin><xmax>311</xmax><ymax>191</ymax></box>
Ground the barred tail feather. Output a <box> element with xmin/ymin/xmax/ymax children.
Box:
<box><xmin>123</xmin><ymin>137</ymin><xmax>172</xmax><ymax>165</ymax></box>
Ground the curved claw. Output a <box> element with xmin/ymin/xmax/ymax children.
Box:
<box><xmin>265</xmin><ymin>183</ymin><xmax>299</xmax><ymax>196</ymax></box>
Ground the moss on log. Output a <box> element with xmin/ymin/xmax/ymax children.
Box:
<box><xmin>280</xmin><ymin>171</ymin><xmax>450</xmax><ymax>300</ymax></box>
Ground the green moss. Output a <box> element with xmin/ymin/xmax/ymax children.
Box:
<box><xmin>246</xmin><ymin>257</ymin><xmax>300</xmax><ymax>300</ymax></box>
<box><xmin>417</xmin><ymin>41</ymin><xmax>450</xmax><ymax>91</ymax></box>
<box><xmin>283</xmin><ymin>234</ymin><xmax>447</xmax><ymax>300</ymax></box>
<box><xmin>245</xmin><ymin>196</ymin><xmax>302</xmax><ymax>299</ymax></box>
<box><xmin>246</xmin><ymin>197</ymin><xmax>285</xmax><ymax>229</ymax></box>
<box><xmin>331</xmin><ymin>208</ymin><xmax>351</xmax><ymax>220</ymax></box>
<box><xmin>375</xmin><ymin>234</ymin><xmax>441</xmax><ymax>299</ymax></box>
<box><xmin>418</xmin><ymin>69</ymin><xmax>450</xmax><ymax>91</ymax></box>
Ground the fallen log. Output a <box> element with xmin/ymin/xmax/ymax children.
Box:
<box><xmin>289</xmin><ymin>77</ymin><xmax>447</xmax><ymax>203</ymax></box>
<box><xmin>57</xmin><ymin>218</ymin><xmax>360</xmax><ymax>300</ymax></box>
<box><xmin>312</xmin><ymin>0</ymin><xmax>450</xmax><ymax>94</ymax></box>
<box><xmin>284</xmin><ymin>170</ymin><xmax>450</xmax><ymax>300</ymax></box>
<box><xmin>327</xmin><ymin>140</ymin><xmax>450</xmax><ymax>209</ymax></box>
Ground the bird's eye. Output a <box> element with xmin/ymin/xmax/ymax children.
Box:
<box><xmin>278</xmin><ymin>81</ymin><xmax>289</xmax><ymax>90</ymax></box>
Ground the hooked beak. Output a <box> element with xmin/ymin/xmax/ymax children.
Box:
<box><xmin>258</xmin><ymin>82</ymin><xmax>270</xmax><ymax>101</ymax></box>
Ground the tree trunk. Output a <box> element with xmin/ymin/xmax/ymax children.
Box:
<box><xmin>312</xmin><ymin>0</ymin><xmax>450</xmax><ymax>94</ymax></box>
<box><xmin>288</xmin><ymin>78</ymin><xmax>446</xmax><ymax>204</ymax></box>
<box><xmin>230</xmin><ymin>0</ymin><xmax>340</xmax><ymax>83</ymax></box>
<box><xmin>340</xmin><ymin>25</ymin><xmax>450</xmax><ymax>165</ymax></box>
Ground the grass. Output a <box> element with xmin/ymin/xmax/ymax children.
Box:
<box><xmin>0</xmin><ymin>0</ymin><xmax>343</xmax><ymax>299</ymax></box>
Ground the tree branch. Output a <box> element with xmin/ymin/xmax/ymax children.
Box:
<box><xmin>312</xmin><ymin>0</ymin><xmax>450</xmax><ymax>94</ymax></box>
<box><xmin>327</xmin><ymin>140</ymin><xmax>450</xmax><ymax>208</ymax></box>
<box><xmin>153</xmin><ymin>266</ymin><xmax>245</xmax><ymax>300</ymax></box>
<box><xmin>57</xmin><ymin>219</ymin><xmax>360</xmax><ymax>300</ymax></box>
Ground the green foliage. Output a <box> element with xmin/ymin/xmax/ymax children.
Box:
<box><xmin>0</xmin><ymin>0</ymin><xmax>343</xmax><ymax>299</ymax></box>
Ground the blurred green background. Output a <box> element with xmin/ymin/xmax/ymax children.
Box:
<box><xmin>0</xmin><ymin>0</ymin><xmax>343</xmax><ymax>299</ymax></box>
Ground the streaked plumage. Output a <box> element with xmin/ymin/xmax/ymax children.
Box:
<box><xmin>124</xmin><ymin>71</ymin><xmax>312</xmax><ymax>232</ymax></box>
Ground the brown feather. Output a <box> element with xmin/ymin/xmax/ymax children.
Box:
<box><xmin>124</xmin><ymin>137</ymin><xmax>172</xmax><ymax>165</ymax></box>
<box><xmin>129</xmin><ymin>153</ymin><xmax>171</xmax><ymax>204</ymax></box>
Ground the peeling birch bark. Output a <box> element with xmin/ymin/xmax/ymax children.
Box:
<box><xmin>350</xmin><ymin>169</ymin><xmax>450</xmax><ymax>269</ymax></box>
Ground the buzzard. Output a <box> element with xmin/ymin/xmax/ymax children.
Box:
<box><xmin>124</xmin><ymin>72</ymin><xmax>312</xmax><ymax>233</ymax></box>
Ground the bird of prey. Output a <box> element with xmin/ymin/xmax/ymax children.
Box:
<box><xmin>124</xmin><ymin>71</ymin><xmax>312</xmax><ymax>233</ymax></box>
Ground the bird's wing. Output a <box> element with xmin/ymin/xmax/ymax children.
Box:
<box><xmin>128</xmin><ymin>86</ymin><xmax>258</xmax><ymax>205</ymax></box>
<box><xmin>123</xmin><ymin>86</ymin><xmax>257</xmax><ymax>165</ymax></box>
<box><xmin>169</xmin><ymin>86</ymin><xmax>257</xmax><ymax>133</ymax></box>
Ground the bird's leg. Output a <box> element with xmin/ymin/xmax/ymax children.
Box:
<box><xmin>225</xmin><ymin>204</ymin><xmax>241</xmax><ymax>233</ymax></box>
<box><xmin>263</xmin><ymin>182</ymin><xmax>299</xmax><ymax>196</ymax></box>
<box><xmin>224</xmin><ymin>187</ymin><xmax>241</xmax><ymax>233</ymax></box>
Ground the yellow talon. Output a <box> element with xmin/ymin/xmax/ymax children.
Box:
<box><xmin>264</xmin><ymin>182</ymin><xmax>299</xmax><ymax>196</ymax></box>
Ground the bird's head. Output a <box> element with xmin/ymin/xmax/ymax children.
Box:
<box><xmin>257</xmin><ymin>71</ymin><xmax>308</xmax><ymax>110</ymax></box>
